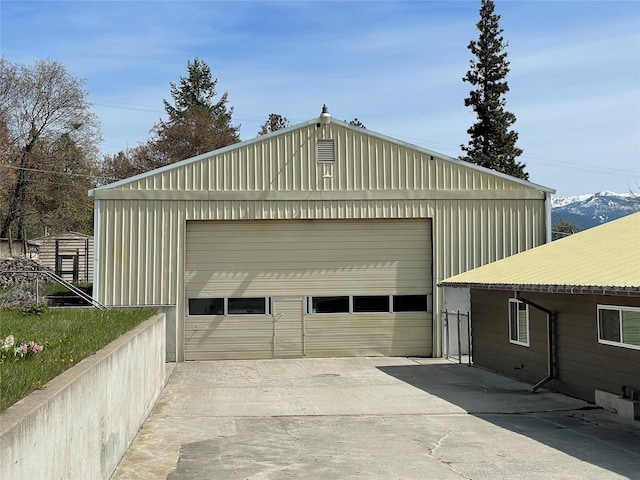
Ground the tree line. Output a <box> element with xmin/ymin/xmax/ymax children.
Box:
<box><xmin>1</xmin><ymin>0</ymin><xmax>525</xmax><ymax>240</ymax></box>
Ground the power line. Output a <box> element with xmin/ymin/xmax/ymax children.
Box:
<box><xmin>0</xmin><ymin>177</ymin><xmax>98</xmax><ymax>188</ymax></box>
<box><xmin>371</xmin><ymin>133</ymin><xmax>639</xmax><ymax>178</ymax></box>
<box><xmin>0</xmin><ymin>164</ymin><xmax>121</xmax><ymax>187</ymax></box>
<box><xmin>0</xmin><ymin>164</ymin><xmax>114</xmax><ymax>181</ymax></box>
<box><xmin>89</xmin><ymin>98</ymin><xmax>638</xmax><ymax>179</ymax></box>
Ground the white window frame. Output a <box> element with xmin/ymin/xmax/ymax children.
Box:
<box><xmin>597</xmin><ymin>304</ymin><xmax>640</xmax><ymax>351</ymax></box>
<box><xmin>307</xmin><ymin>295</ymin><xmax>350</xmax><ymax>314</ymax></box>
<box><xmin>509</xmin><ymin>299</ymin><xmax>530</xmax><ymax>347</ymax></box>
<box><xmin>188</xmin><ymin>297</ymin><xmax>271</xmax><ymax>316</ymax></box>
<box><xmin>307</xmin><ymin>294</ymin><xmax>432</xmax><ymax>314</ymax></box>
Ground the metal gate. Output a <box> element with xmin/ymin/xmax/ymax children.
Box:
<box><xmin>441</xmin><ymin>309</ymin><xmax>472</xmax><ymax>365</ymax></box>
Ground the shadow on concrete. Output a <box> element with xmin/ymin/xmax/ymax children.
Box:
<box><xmin>378</xmin><ymin>363</ymin><xmax>640</xmax><ymax>479</ymax></box>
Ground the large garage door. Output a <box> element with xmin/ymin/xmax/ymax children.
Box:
<box><xmin>185</xmin><ymin>219</ymin><xmax>432</xmax><ymax>360</ymax></box>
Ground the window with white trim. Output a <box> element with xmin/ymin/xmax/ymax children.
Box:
<box><xmin>189</xmin><ymin>298</ymin><xmax>224</xmax><ymax>315</ymax></box>
<box><xmin>598</xmin><ymin>305</ymin><xmax>640</xmax><ymax>350</ymax></box>
<box><xmin>310</xmin><ymin>296</ymin><xmax>349</xmax><ymax>314</ymax></box>
<box><xmin>509</xmin><ymin>299</ymin><xmax>529</xmax><ymax>346</ymax></box>
<box><xmin>188</xmin><ymin>297</ymin><xmax>271</xmax><ymax>316</ymax></box>
<box><xmin>307</xmin><ymin>294</ymin><xmax>431</xmax><ymax>314</ymax></box>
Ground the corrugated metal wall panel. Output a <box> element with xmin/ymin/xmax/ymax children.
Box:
<box><xmin>94</xmin><ymin>122</ymin><xmax>549</xmax><ymax>359</ymax></box>
<box><xmin>96</xmin><ymin>200</ymin><xmax>181</xmax><ymax>306</ymax></box>
<box><xmin>119</xmin><ymin>124</ymin><xmax>539</xmax><ymax>194</ymax></box>
<box><xmin>429</xmin><ymin>199</ymin><xmax>545</xmax><ymax>354</ymax></box>
<box><xmin>95</xmin><ymin>198</ymin><xmax>543</xmax><ymax>305</ymax></box>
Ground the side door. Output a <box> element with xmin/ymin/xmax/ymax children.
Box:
<box><xmin>272</xmin><ymin>296</ymin><xmax>305</xmax><ymax>358</ymax></box>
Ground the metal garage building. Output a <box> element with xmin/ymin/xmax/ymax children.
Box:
<box><xmin>90</xmin><ymin>108</ymin><xmax>554</xmax><ymax>361</ymax></box>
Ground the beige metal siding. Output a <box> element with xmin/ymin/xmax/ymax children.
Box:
<box><xmin>184</xmin><ymin>219</ymin><xmax>432</xmax><ymax>360</ymax></box>
<box><xmin>35</xmin><ymin>235</ymin><xmax>94</xmax><ymax>282</ymax></box>
<box><xmin>116</xmin><ymin>123</ymin><xmax>542</xmax><ymax>194</ymax></box>
<box><xmin>94</xmin><ymin>197</ymin><xmax>545</xmax><ymax>359</ymax></box>
<box><xmin>92</xmin><ymin>120</ymin><xmax>550</xmax><ymax>360</ymax></box>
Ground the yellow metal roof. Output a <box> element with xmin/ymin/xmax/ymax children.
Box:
<box><xmin>441</xmin><ymin>212</ymin><xmax>640</xmax><ymax>294</ymax></box>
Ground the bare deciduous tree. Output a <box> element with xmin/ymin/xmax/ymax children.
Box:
<box><xmin>0</xmin><ymin>58</ymin><xmax>101</xmax><ymax>238</ymax></box>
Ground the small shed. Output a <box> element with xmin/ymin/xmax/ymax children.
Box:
<box><xmin>441</xmin><ymin>212</ymin><xmax>640</xmax><ymax>405</ymax></box>
<box><xmin>33</xmin><ymin>232</ymin><xmax>94</xmax><ymax>283</ymax></box>
<box><xmin>90</xmin><ymin>108</ymin><xmax>554</xmax><ymax>362</ymax></box>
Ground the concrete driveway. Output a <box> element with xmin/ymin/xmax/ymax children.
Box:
<box><xmin>113</xmin><ymin>357</ymin><xmax>640</xmax><ymax>479</ymax></box>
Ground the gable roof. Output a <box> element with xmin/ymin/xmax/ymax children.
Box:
<box><xmin>440</xmin><ymin>212</ymin><xmax>640</xmax><ymax>295</ymax></box>
<box><xmin>90</xmin><ymin>117</ymin><xmax>554</xmax><ymax>195</ymax></box>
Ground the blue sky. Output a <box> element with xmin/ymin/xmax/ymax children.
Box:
<box><xmin>2</xmin><ymin>0</ymin><xmax>639</xmax><ymax>197</ymax></box>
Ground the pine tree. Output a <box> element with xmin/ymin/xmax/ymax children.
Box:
<box><xmin>258</xmin><ymin>114</ymin><xmax>290</xmax><ymax>135</ymax></box>
<box><xmin>152</xmin><ymin>58</ymin><xmax>240</xmax><ymax>163</ymax></box>
<box><xmin>461</xmin><ymin>0</ymin><xmax>527</xmax><ymax>180</ymax></box>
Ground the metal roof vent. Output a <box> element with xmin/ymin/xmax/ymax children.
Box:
<box><xmin>317</xmin><ymin>138</ymin><xmax>335</xmax><ymax>163</ymax></box>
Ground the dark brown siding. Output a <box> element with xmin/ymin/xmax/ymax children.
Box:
<box><xmin>471</xmin><ymin>289</ymin><xmax>640</xmax><ymax>403</ymax></box>
<box><xmin>471</xmin><ymin>289</ymin><xmax>548</xmax><ymax>385</ymax></box>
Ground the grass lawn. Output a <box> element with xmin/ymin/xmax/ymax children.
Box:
<box><xmin>0</xmin><ymin>307</ymin><xmax>156</xmax><ymax>411</ymax></box>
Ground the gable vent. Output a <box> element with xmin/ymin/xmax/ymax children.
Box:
<box><xmin>316</xmin><ymin>139</ymin><xmax>335</xmax><ymax>163</ymax></box>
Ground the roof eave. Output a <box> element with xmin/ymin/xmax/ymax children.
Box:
<box><xmin>438</xmin><ymin>282</ymin><xmax>640</xmax><ymax>297</ymax></box>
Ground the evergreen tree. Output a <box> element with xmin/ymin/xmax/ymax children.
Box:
<box><xmin>152</xmin><ymin>58</ymin><xmax>240</xmax><ymax>163</ymax></box>
<box><xmin>551</xmin><ymin>214</ymin><xmax>582</xmax><ymax>241</ymax></box>
<box><xmin>258</xmin><ymin>114</ymin><xmax>290</xmax><ymax>135</ymax></box>
<box><xmin>461</xmin><ymin>0</ymin><xmax>527</xmax><ymax>180</ymax></box>
<box><xmin>347</xmin><ymin>118</ymin><xmax>366</xmax><ymax>129</ymax></box>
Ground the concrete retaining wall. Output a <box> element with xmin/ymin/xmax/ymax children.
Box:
<box><xmin>0</xmin><ymin>313</ymin><xmax>166</xmax><ymax>480</ymax></box>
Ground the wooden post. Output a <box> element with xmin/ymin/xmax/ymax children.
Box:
<box><xmin>7</xmin><ymin>228</ymin><xmax>13</xmax><ymax>256</ymax></box>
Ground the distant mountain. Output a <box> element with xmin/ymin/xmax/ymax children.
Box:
<box><xmin>551</xmin><ymin>191</ymin><xmax>639</xmax><ymax>230</ymax></box>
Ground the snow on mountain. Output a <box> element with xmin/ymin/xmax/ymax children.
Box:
<box><xmin>551</xmin><ymin>192</ymin><xmax>638</xmax><ymax>230</ymax></box>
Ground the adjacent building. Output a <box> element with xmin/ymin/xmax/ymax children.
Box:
<box><xmin>441</xmin><ymin>212</ymin><xmax>640</xmax><ymax>404</ymax></box>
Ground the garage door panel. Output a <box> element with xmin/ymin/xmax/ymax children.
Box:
<box><xmin>305</xmin><ymin>313</ymin><xmax>432</xmax><ymax>357</ymax></box>
<box><xmin>185</xmin><ymin>315</ymin><xmax>273</xmax><ymax>360</ymax></box>
<box><xmin>306</xmin><ymin>314</ymin><xmax>431</xmax><ymax>330</ymax></box>
<box><xmin>305</xmin><ymin>341</ymin><xmax>431</xmax><ymax>358</ymax></box>
<box><xmin>186</xmin><ymin>349</ymin><xmax>273</xmax><ymax>361</ymax></box>
<box><xmin>185</xmin><ymin>219</ymin><xmax>432</xmax><ymax>359</ymax></box>
<box><xmin>187</xmin><ymin>278</ymin><xmax>431</xmax><ymax>298</ymax></box>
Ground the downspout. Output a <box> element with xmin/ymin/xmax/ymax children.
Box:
<box><xmin>544</xmin><ymin>192</ymin><xmax>553</xmax><ymax>244</ymax></box>
<box><xmin>516</xmin><ymin>292</ymin><xmax>556</xmax><ymax>393</ymax></box>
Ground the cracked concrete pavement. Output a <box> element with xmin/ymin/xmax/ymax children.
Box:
<box><xmin>112</xmin><ymin>357</ymin><xmax>640</xmax><ymax>479</ymax></box>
